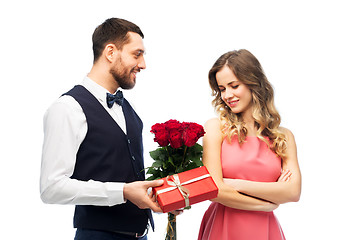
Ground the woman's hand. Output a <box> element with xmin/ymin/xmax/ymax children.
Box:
<box><xmin>278</xmin><ymin>169</ymin><xmax>292</xmax><ymax>182</ymax></box>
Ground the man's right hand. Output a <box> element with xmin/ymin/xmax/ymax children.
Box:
<box><xmin>123</xmin><ymin>180</ymin><xmax>164</xmax><ymax>212</ymax></box>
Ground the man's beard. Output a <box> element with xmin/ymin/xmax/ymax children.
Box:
<box><xmin>110</xmin><ymin>58</ymin><xmax>136</xmax><ymax>90</ymax></box>
<box><xmin>110</xmin><ymin>67</ymin><xmax>135</xmax><ymax>90</ymax></box>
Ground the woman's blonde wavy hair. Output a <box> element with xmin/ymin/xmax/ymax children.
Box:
<box><xmin>209</xmin><ymin>49</ymin><xmax>287</xmax><ymax>158</ymax></box>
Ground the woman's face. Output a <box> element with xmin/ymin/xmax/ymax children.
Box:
<box><xmin>216</xmin><ymin>65</ymin><xmax>253</xmax><ymax>115</ymax></box>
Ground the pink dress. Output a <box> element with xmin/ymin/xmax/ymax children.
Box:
<box><xmin>198</xmin><ymin>136</ymin><xmax>285</xmax><ymax>240</ymax></box>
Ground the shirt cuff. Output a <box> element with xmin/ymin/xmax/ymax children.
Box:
<box><xmin>105</xmin><ymin>182</ymin><xmax>126</xmax><ymax>206</ymax></box>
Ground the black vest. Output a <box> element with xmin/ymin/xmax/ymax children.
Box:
<box><xmin>63</xmin><ymin>85</ymin><xmax>150</xmax><ymax>233</ymax></box>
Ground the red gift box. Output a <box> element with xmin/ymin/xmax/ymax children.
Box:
<box><xmin>153</xmin><ymin>166</ymin><xmax>218</xmax><ymax>213</ymax></box>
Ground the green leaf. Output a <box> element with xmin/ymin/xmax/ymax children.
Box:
<box><xmin>184</xmin><ymin>162</ymin><xmax>198</xmax><ymax>171</ymax></box>
<box><xmin>168</xmin><ymin>156</ymin><xmax>175</xmax><ymax>167</ymax></box>
<box><xmin>152</xmin><ymin>160</ymin><xmax>162</xmax><ymax>168</ymax></box>
<box><xmin>193</xmin><ymin>158</ymin><xmax>204</xmax><ymax>167</ymax></box>
<box><xmin>149</xmin><ymin>149</ymin><xmax>161</xmax><ymax>160</ymax></box>
<box><xmin>146</xmin><ymin>167</ymin><xmax>158</xmax><ymax>175</ymax></box>
<box><xmin>162</xmin><ymin>161</ymin><xmax>168</xmax><ymax>169</ymax></box>
<box><xmin>146</xmin><ymin>175</ymin><xmax>161</xmax><ymax>180</ymax></box>
<box><xmin>160</xmin><ymin>171</ymin><xmax>167</xmax><ymax>178</ymax></box>
<box><xmin>191</xmin><ymin>143</ymin><xmax>203</xmax><ymax>153</ymax></box>
<box><xmin>175</xmin><ymin>165</ymin><xmax>185</xmax><ymax>174</ymax></box>
<box><xmin>147</xmin><ymin>142</ymin><xmax>204</xmax><ymax>180</ymax></box>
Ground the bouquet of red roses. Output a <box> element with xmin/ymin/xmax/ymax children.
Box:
<box><xmin>147</xmin><ymin>119</ymin><xmax>205</xmax><ymax>180</ymax></box>
<box><xmin>147</xmin><ymin>119</ymin><xmax>205</xmax><ymax>240</ymax></box>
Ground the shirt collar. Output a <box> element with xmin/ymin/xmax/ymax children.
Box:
<box><xmin>82</xmin><ymin>76</ymin><xmax>120</xmax><ymax>104</ymax></box>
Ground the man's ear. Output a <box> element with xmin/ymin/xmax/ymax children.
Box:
<box><xmin>104</xmin><ymin>43</ymin><xmax>117</xmax><ymax>63</ymax></box>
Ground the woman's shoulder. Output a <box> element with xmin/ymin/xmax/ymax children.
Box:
<box><xmin>205</xmin><ymin>118</ymin><xmax>224</xmax><ymax>133</ymax></box>
<box><xmin>205</xmin><ymin>117</ymin><xmax>221</xmax><ymax>127</ymax></box>
<box><xmin>204</xmin><ymin>118</ymin><xmax>223</xmax><ymax>139</ymax></box>
<box><xmin>278</xmin><ymin>126</ymin><xmax>295</xmax><ymax>141</ymax></box>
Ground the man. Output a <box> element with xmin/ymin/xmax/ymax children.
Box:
<box><xmin>40</xmin><ymin>18</ymin><xmax>163</xmax><ymax>240</ymax></box>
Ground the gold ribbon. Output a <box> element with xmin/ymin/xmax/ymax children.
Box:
<box><xmin>156</xmin><ymin>173</ymin><xmax>210</xmax><ymax>208</ymax></box>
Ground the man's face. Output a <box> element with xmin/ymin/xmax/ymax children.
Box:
<box><xmin>110</xmin><ymin>32</ymin><xmax>146</xmax><ymax>89</ymax></box>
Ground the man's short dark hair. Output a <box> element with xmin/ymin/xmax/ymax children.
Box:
<box><xmin>92</xmin><ymin>18</ymin><xmax>144</xmax><ymax>63</ymax></box>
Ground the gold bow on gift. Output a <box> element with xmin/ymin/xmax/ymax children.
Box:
<box><xmin>166</xmin><ymin>174</ymin><xmax>190</xmax><ymax>207</ymax></box>
<box><xmin>156</xmin><ymin>173</ymin><xmax>211</xmax><ymax>208</ymax></box>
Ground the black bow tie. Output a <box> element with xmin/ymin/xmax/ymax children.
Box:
<box><xmin>106</xmin><ymin>90</ymin><xmax>124</xmax><ymax>108</ymax></box>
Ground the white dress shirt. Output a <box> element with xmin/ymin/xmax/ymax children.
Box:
<box><xmin>40</xmin><ymin>77</ymin><xmax>128</xmax><ymax>206</ymax></box>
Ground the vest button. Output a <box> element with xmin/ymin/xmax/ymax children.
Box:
<box><xmin>132</xmin><ymin>156</ymin><xmax>135</xmax><ymax>161</ymax></box>
<box><xmin>128</xmin><ymin>139</ymin><xmax>131</xmax><ymax>144</ymax></box>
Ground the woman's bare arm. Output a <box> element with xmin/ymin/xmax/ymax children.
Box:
<box><xmin>223</xmin><ymin>128</ymin><xmax>301</xmax><ymax>204</ymax></box>
<box><xmin>203</xmin><ymin>118</ymin><xmax>278</xmax><ymax>211</ymax></box>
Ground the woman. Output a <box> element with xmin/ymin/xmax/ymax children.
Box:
<box><xmin>198</xmin><ymin>49</ymin><xmax>301</xmax><ymax>240</ymax></box>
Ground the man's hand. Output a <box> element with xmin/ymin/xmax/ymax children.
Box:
<box><xmin>123</xmin><ymin>180</ymin><xmax>164</xmax><ymax>212</ymax></box>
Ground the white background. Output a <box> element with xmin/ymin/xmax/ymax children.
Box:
<box><xmin>1</xmin><ymin>0</ymin><xmax>359</xmax><ymax>239</ymax></box>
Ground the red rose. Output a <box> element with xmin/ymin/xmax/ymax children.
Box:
<box><xmin>182</xmin><ymin>122</ymin><xmax>205</xmax><ymax>147</ymax></box>
<box><xmin>164</xmin><ymin>119</ymin><xmax>184</xmax><ymax>148</ymax></box>
<box><xmin>169</xmin><ymin>131</ymin><xmax>183</xmax><ymax>148</ymax></box>
<box><xmin>164</xmin><ymin>120</ymin><xmax>183</xmax><ymax>131</ymax></box>
<box><xmin>151</xmin><ymin>123</ymin><xmax>169</xmax><ymax>147</ymax></box>
<box><xmin>151</xmin><ymin>120</ymin><xmax>205</xmax><ymax>148</ymax></box>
